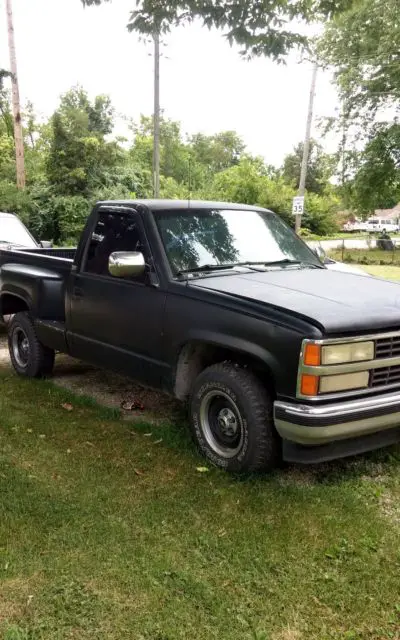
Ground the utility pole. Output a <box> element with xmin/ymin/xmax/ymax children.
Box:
<box><xmin>6</xmin><ymin>0</ymin><xmax>25</xmax><ymax>189</ymax></box>
<box><xmin>295</xmin><ymin>62</ymin><xmax>318</xmax><ymax>234</ymax></box>
<box><xmin>153</xmin><ymin>31</ymin><xmax>160</xmax><ymax>198</ymax></box>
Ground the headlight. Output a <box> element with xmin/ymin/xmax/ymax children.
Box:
<box><xmin>319</xmin><ymin>372</ymin><xmax>369</xmax><ymax>394</ymax></box>
<box><xmin>321</xmin><ymin>342</ymin><xmax>374</xmax><ymax>365</ymax></box>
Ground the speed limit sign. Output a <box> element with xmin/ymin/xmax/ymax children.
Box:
<box><xmin>292</xmin><ymin>196</ymin><xmax>304</xmax><ymax>216</ymax></box>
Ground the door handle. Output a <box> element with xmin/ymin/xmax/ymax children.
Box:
<box><xmin>73</xmin><ymin>287</ymin><xmax>84</xmax><ymax>298</ymax></box>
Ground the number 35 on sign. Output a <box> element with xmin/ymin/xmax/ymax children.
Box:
<box><xmin>292</xmin><ymin>196</ymin><xmax>304</xmax><ymax>215</ymax></box>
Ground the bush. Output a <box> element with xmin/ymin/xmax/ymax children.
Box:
<box><xmin>0</xmin><ymin>181</ymin><xmax>33</xmax><ymax>226</ymax></box>
<box><xmin>53</xmin><ymin>195</ymin><xmax>90</xmax><ymax>243</ymax></box>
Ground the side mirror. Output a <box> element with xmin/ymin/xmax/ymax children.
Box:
<box><xmin>108</xmin><ymin>251</ymin><xmax>146</xmax><ymax>278</ymax></box>
<box><xmin>40</xmin><ymin>240</ymin><xmax>53</xmax><ymax>249</ymax></box>
<box><xmin>312</xmin><ymin>245</ymin><xmax>327</xmax><ymax>263</ymax></box>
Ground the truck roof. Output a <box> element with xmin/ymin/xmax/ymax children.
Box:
<box><xmin>98</xmin><ymin>199</ymin><xmax>271</xmax><ymax>213</ymax></box>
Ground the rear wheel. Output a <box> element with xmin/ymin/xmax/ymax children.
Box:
<box><xmin>190</xmin><ymin>363</ymin><xmax>281</xmax><ymax>473</ymax></box>
<box><xmin>8</xmin><ymin>312</ymin><xmax>55</xmax><ymax>378</ymax></box>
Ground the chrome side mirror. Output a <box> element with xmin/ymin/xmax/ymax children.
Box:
<box><xmin>108</xmin><ymin>251</ymin><xmax>146</xmax><ymax>278</ymax></box>
<box><xmin>40</xmin><ymin>240</ymin><xmax>53</xmax><ymax>248</ymax></box>
<box><xmin>312</xmin><ymin>245</ymin><xmax>327</xmax><ymax>263</ymax></box>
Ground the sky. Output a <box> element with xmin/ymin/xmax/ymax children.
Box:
<box><xmin>0</xmin><ymin>0</ymin><xmax>340</xmax><ymax>167</ymax></box>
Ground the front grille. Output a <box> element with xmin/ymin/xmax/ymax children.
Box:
<box><xmin>375</xmin><ymin>336</ymin><xmax>400</xmax><ymax>359</ymax></box>
<box><xmin>370</xmin><ymin>365</ymin><xmax>400</xmax><ymax>388</ymax></box>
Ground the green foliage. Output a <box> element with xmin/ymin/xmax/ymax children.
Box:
<box><xmin>319</xmin><ymin>0</ymin><xmax>400</xmax><ymax>120</ymax></box>
<box><xmin>206</xmin><ymin>158</ymin><xmax>339</xmax><ymax>234</ymax></box>
<box><xmin>46</xmin><ymin>87</ymin><xmax>122</xmax><ymax>197</ymax></box>
<box><xmin>82</xmin><ymin>0</ymin><xmax>351</xmax><ymax>59</ymax></box>
<box><xmin>351</xmin><ymin>124</ymin><xmax>400</xmax><ymax>214</ymax></box>
<box><xmin>126</xmin><ymin>1</ymin><xmax>352</xmax><ymax>59</ymax></box>
<box><xmin>281</xmin><ymin>139</ymin><xmax>336</xmax><ymax>194</ymax></box>
<box><xmin>0</xmin><ymin>182</ymin><xmax>34</xmax><ymax>227</ymax></box>
<box><xmin>0</xmin><ymin>84</ymin><xmax>340</xmax><ymax>241</ymax></box>
<box><xmin>317</xmin><ymin>0</ymin><xmax>400</xmax><ymax>215</ymax></box>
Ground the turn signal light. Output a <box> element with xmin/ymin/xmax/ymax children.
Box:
<box><xmin>300</xmin><ymin>374</ymin><xmax>319</xmax><ymax>396</ymax></box>
<box><xmin>304</xmin><ymin>343</ymin><xmax>321</xmax><ymax>366</ymax></box>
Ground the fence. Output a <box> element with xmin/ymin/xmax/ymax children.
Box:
<box><xmin>308</xmin><ymin>238</ymin><xmax>400</xmax><ymax>265</ymax></box>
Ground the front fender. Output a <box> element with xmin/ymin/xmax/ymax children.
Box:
<box><xmin>183</xmin><ymin>329</ymin><xmax>282</xmax><ymax>378</ymax></box>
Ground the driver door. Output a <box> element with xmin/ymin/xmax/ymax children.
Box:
<box><xmin>67</xmin><ymin>206</ymin><xmax>168</xmax><ymax>387</ymax></box>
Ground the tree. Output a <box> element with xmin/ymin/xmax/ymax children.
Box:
<box><xmin>318</xmin><ymin>0</ymin><xmax>400</xmax><ymax>121</ymax></box>
<box><xmin>46</xmin><ymin>87</ymin><xmax>121</xmax><ymax>196</ymax></box>
<box><xmin>131</xmin><ymin>115</ymin><xmax>191</xmax><ymax>186</ymax></box>
<box><xmin>189</xmin><ymin>131</ymin><xmax>245</xmax><ymax>174</ymax></box>
<box><xmin>281</xmin><ymin>140</ymin><xmax>336</xmax><ymax>195</ymax></box>
<box><xmin>350</xmin><ymin>124</ymin><xmax>400</xmax><ymax>214</ymax></box>
<box><xmin>81</xmin><ymin>0</ymin><xmax>352</xmax><ymax>60</ymax></box>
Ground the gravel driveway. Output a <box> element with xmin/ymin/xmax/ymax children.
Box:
<box><xmin>0</xmin><ymin>334</ymin><xmax>180</xmax><ymax>423</ymax></box>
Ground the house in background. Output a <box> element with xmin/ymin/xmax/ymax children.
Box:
<box><xmin>373</xmin><ymin>204</ymin><xmax>400</xmax><ymax>225</ymax></box>
<box><xmin>341</xmin><ymin>204</ymin><xmax>400</xmax><ymax>231</ymax></box>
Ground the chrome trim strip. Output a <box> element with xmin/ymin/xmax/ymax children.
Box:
<box><xmin>277</xmin><ymin>390</ymin><xmax>400</xmax><ymax>418</ymax></box>
<box><xmin>302</xmin><ymin>356</ymin><xmax>400</xmax><ymax>376</ymax></box>
<box><xmin>302</xmin><ymin>330</ymin><xmax>400</xmax><ymax>346</ymax></box>
<box><xmin>274</xmin><ymin>392</ymin><xmax>400</xmax><ymax>446</ymax></box>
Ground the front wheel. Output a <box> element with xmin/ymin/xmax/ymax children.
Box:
<box><xmin>8</xmin><ymin>312</ymin><xmax>55</xmax><ymax>378</ymax></box>
<box><xmin>190</xmin><ymin>363</ymin><xmax>281</xmax><ymax>473</ymax></box>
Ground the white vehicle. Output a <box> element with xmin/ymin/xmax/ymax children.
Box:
<box><xmin>365</xmin><ymin>218</ymin><xmax>399</xmax><ymax>233</ymax></box>
<box><xmin>0</xmin><ymin>213</ymin><xmax>52</xmax><ymax>328</ymax></box>
<box><xmin>343</xmin><ymin>218</ymin><xmax>399</xmax><ymax>233</ymax></box>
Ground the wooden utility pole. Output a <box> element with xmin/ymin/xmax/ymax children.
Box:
<box><xmin>295</xmin><ymin>62</ymin><xmax>318</xmax><ymax>234</ymax></box>
<box><xmin>6</xmin><ymin>0</ymin><xmax>25</xmax><ymax>189</ymax></box>
<box><xmin>153</xmin><ymin>31</ymin><xmax>160</xmax><ymax>198</ymax></box>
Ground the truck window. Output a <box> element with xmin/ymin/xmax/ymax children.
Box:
<box><xmin>84</xmin><ymin>210</ymin><xmax>147</xmax><ymax>281</ymax></box>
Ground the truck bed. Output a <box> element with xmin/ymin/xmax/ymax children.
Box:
<box><xmin>0</xmin><ymin>246</ymin><xmax>76</xmax><ymax>278</ymax></box>
<box><xmin>0</xmin><ymin>247</ymin><xmax>76</xmax><ymax>326</ymax></box>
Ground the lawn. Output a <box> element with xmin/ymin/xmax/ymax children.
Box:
<box><xmin>361</xmin><ymin>265</ymin><xmax>400</xmax><ymax>280</ymax></box>
<box><xmin>329</xmin><ymin>248</ymin><xmax>400</xmax><ymax>266</ymax></box>
<box><xmin>1</xmin><ymin>370</ymin><xmax>400</xmax><ymax>639</ymax></box>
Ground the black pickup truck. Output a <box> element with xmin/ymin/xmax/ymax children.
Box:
<box><xmin>2</xmin><ymin>200</ymin><xmax>400</xmax><ymax>472</ymax></box>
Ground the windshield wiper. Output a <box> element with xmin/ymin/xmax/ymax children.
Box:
<box><xmin>177</xmin><ymin>264</ymin><xmax>237</xmax><ymax>276</ymax></box>
<box><xmin>176</xmin><ymin>259</ymin><xmax>322</xmax><ymax>278</ymax></box>
<box><xmin>262</xmin><ymin>259</ymin><xmax>323</xmax><ymax>269</ymax></box>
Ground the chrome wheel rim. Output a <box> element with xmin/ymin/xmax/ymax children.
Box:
<box><xmin>199</xmin><ymin>390</ymin><xmax>244</xmax><ymax>458</ymax></box>
<box><xmin>12</xmin><ymin>327</ymin><xmax>30</xmax><ymax>369</ymax></box>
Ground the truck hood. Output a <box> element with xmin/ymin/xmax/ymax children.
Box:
<box><xmin>191</xmin><ymin>268</ymin><xmax>400</xmax><ymax>334</ymax></box>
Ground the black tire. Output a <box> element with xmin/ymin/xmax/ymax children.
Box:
<box><xmin>8</xmin><ymin>312</ymin><xmax>55</xmax><ymax>378</ymax></box>
<box><xmin>190</xmin><ymin>362</ymin><xmax>281</xmax><ymax>473</ymax></box>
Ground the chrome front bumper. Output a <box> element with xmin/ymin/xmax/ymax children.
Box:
<box><xmin>274</xmin><ymin>391</ymin><xmax>400</xmax><ymax>446</ymax></box>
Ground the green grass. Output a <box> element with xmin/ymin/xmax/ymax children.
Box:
<box><xmin>360</xmin><ymin>265</ymin><xmax>400</xmax><ymax>280</ymax></box>
<box><xmin>1</xmin><ymin>371</ymin><xmax>400</xmax><ymax>639</ymax></box>
<box><xmin>329</xmin><ymin>248</ymin><xmax>400</xmax><ymax>266</ymax></box>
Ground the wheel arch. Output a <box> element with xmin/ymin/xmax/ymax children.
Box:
<box><xmin>0</xmin><ymin>291</ymin><xmax>31</xmax><ymax>317</ymax></box>
<box><xmin>173</xmin><ymin>333</ymin><xmax>280</xmax><ymax>401</ymax></box>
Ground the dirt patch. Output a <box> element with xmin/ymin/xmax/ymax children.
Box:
<box><xmin>379</xmin><ymin>490</ymin><xmax>400</xmax><ymax>526</ymax></box>
<box><xmin>54</xmin><ymin>354</ymin><xmax>181</xmax><ymax>423</ymax></box>
<box><xmin>0</xmin><ymin>334</ymin><xmax>8</xmax><ymax>365</ymax></box>
<box><xmin>0</xmin><ymin>335</ymin><xmax>181</xmax><ymax>424</ymax></box>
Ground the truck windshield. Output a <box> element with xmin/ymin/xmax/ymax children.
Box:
<box><xmin>0</xmin><ymin>216</ymin><xmax>37</xmax><ymax>248</ymax></box>
<box><xmin>154</xmin><ymin>208</ymin><xmax>321</xmax><ymax>275</ymax></box>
